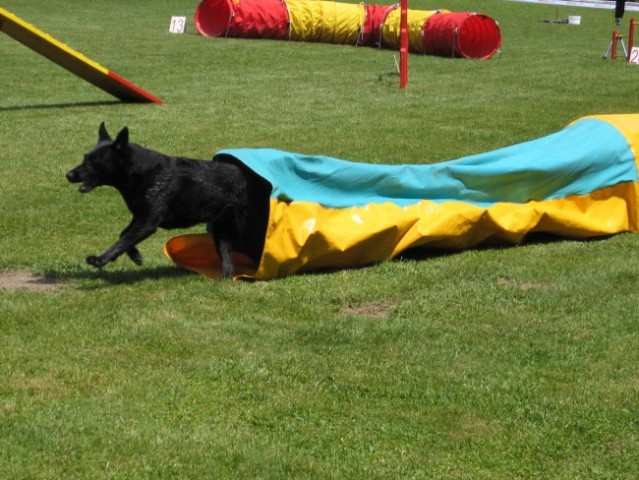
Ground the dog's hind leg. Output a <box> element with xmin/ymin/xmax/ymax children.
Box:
<box><xmin>210</xmin><ymin>227</ymin><xmax>235</xmax><ymax>280</ymax></box>
<box><xmin>215</xmin><ymin>236</ymin><xmax>235</xmax><ymax>280</ymax></box>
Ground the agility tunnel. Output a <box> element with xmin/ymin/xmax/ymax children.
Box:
<box><xmin>194</xmin><ymin>0</ymin><xmax>502</xmax><ymax>59</ymax></box>
<box><xmin>164</xmin><ymin>114</ymin><xmax>639</xmax><ymax>280</ymax></box>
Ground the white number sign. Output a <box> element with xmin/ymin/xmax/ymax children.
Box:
<box><xmin>169</xmin><ymin>16</ymin><xmax>187</xmax><ymax>34</ymax></box>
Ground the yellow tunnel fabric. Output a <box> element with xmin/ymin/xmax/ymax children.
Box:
<box><xmin>286</xmin><ymin>0</ymin><xmax>364</xmax><ymax>44</ymax></box>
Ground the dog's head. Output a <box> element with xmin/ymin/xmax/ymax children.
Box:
<box><xmin>66</xmin><ymin>122</ymin><xmax>130</xmax><ymax>193</ymax></box>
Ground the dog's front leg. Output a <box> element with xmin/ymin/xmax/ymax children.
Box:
<box><xmin>126</xmin><ymin>246</ymin><xmax>143</xmax><ymax>266</ymax></box>
<box><xmin>117</xmin><ymin>222</ymin><xmax>144</xmax><ymax>265</ymax></box>
<box><xmin>86</xmin><ymin>218</ymin><xmax>157</xmax><ymax>268</ymax></box>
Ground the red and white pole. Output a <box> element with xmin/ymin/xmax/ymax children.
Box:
<box><xmin>399</xmin><ymin>0</ymin><xmax>408</xmax><ymax>89</ymax></box>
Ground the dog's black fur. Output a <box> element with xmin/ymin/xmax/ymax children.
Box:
<box><xmin>66</xmin><ymin>123</ymin><xmax>269</xmax><ymax>279</ymax></box>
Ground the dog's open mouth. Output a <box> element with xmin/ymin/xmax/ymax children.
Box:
<box><xmin>79</xmin><ymin>183</ymin><xmax>96</xmax><ymax>193</ymax></box>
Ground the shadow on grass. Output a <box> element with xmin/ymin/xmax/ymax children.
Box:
<box><xmin>48</xmin><ymin>234</ymin><xmax>617</xmax><ymax>288</ymax></box>
<box><xmin>47</xmin><ymin>265</ymin><xmax>195</xmax><ymax>289</ymax></box>
<box><xmin>396</xmin><ymin>233</ymin><xmax>612</xmax><ymax>261</ymax></box>
<box><xmin>0</xmin><ymin>100</ymin><xmax>124</xmax><ymax>112</ymax></box>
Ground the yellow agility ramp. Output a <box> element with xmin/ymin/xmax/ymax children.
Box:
<box><xmin>0</xmin><ymin>7</ymin><xmax>162</xmax><ymax>103</ymax></box>
<box><xmin>165</xmin><ymin>114</ymin><xmax>639</xmax><ymax>280</ymax></box>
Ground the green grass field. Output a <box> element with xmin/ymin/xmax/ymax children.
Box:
<box><xmin>1</xmin><ymin>0</ymin><xmax>639</xmax><ymax>478</ymax></box>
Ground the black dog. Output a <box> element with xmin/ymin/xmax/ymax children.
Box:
<box><xmin>66</xmin><ymin>123</ymin><xmax>269</xmax><ymax>279</ymax></box>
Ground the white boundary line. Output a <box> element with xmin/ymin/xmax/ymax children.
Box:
<box><xmin>499</xmin><ymin>0</ymin><xmax>639</xmax><ymax>11</ymax></box>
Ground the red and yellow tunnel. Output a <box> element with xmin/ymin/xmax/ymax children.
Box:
<box><xmin>194</xmin><ymin>0</ymin><xmax>502</xmax><ymax>59</ymax></box>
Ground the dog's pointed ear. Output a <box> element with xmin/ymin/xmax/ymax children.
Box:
<box><xmin>113</xmin><ymin>127</ymin><xmax>129</xmax><ymax>151</ymax></box>
<box><xmin>98</xmin><ymin>122</ymin><xmax>111</xmax><ymax>142</ymax></box>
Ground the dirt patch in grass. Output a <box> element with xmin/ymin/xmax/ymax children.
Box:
<box><xmin>341</xmin><ymin>300</ymin><xmax>395</xmax><ymax>318</ymax></box>
<box><xmin>0</xmin><ymin>270</ymin><xmax>63</xmax><ymax>293</ymax></box>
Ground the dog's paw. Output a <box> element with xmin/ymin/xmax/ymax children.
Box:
<box><xmin>221</xmin><ymin>268</ymin><xmax>235</xmax><ymax>280</ymax></box>
<box><xmin>86</xmin><ymin>255</ymin><xmax>107</xmax><ymax>268</ymax></box>
<box><xmin>127</xmin><ymin>248</ymin><xmax>143</xmax><ymax>266</ymax></box>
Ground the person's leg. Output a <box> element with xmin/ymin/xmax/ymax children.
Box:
<box><xmin>615</xmin><ymin>0</ymin><xmax>626</xmax><ymax>25</ymax></box>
